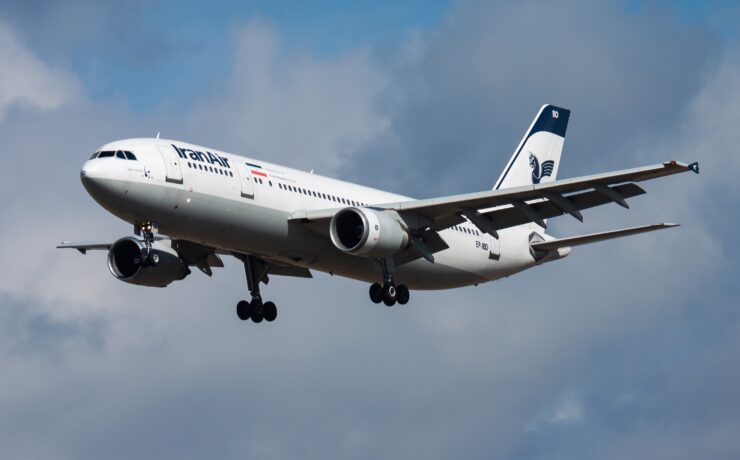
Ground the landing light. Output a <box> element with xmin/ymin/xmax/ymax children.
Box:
<box><xmin>186</xmin><ymin>197</ymin><xmax>192</xmax><ymax>204</ymax></box>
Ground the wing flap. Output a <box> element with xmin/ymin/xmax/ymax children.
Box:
<box><xmin>476</xmin><ymin>183</ymin><xmax>646</xmax><ymax>232</ymax></box>
<box><xmin>268</xmin><ymin>264</ymin><xmax>313</xmax><ymax>278</ymax></box>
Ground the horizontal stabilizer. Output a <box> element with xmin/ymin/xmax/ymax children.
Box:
<box><xmin>531</xmin><ymin>223</ymin><xmax>678</xmax><ymax>251</ymax></box>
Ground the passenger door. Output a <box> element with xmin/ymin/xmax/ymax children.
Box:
<box><xmin>157</xmin><ymin>144</ymin><xmax>183</xmax><ymax>184</ymax></box>
<box><xmin>235</xmin><ymin>163</ymin><xmax>255</xmax><ymax>199</ymax></box>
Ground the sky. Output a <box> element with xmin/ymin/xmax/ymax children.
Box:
<box><xmin>0</xmin><ymin>0</ymin><xmax>739</xmax><ymax>458</ymax></box>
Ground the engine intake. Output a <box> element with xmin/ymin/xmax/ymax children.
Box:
<box><xmin>330</xmin><ymin>207</ymin><xmax>409</xmax><ymax>257</ymax></box>
<box><xmin>107</xmin><ymin>236</ymin><xmax>189</xmax><ymax>287</ymax></box>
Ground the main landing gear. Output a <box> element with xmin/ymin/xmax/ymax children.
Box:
<box><xmin>368</xmin><ymin>258</ymin><xmax>410</xmax><ymax>307</ymax></box>
<box><xmin>235</xmin><ymin>255</ymin><xmax>278</xmax><ymax>324</ymax></box>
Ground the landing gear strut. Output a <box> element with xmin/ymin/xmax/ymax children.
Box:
<box><xmin>368</xmin><ymin>258</ymin><xmax>410</xmax><ymax>307</ymax></box>
<box><xmin>134</xmin><ymin>222</ymin><xmax>159</xmax><ymax>267</ymax></box>
<box><xmin>235</xmin><ymin>255</ymin><xmax>278</xmax><ymax>324</ymax></box>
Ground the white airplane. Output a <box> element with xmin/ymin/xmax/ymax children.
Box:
<box><xmin>59</xmin><ymin>104</ymin><xmax>699</xmax><ymax>323</ymax></box>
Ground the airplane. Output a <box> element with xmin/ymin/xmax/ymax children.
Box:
<box><xmin>58</xmin><ymin>104</ymin><xmax>699</xmax><ymax>324</ymax></box>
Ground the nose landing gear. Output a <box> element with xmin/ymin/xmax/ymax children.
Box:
<box><xmin>134</xmin><ymin>221</ymin><xmax>160</xmax><ymax>267</ymax></box>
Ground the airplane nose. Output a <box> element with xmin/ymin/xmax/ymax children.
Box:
<box><xmin>80</xmin><ymin>160</ymin><xmax>122</xmax><ymax>202</ymax></box>
<box><xmin>80</xmin><ymin>161</ymin><xmax>101</xmax><ymax>186</ymax></box>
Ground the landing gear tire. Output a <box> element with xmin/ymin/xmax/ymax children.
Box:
<box><xmin>369</xmin><ymin>283</ymin><xmax>383</xmax><ymax>304</ymax></box>
<box><xmin>250</xmin><ymin>299</ymin><xmax>264</xmax><ymax>323</ymax></box>
<box><xmin>263</xmin><ymin>301</ymin><xmax>277</xmax><ymax>322</ymax></box>
<box><xmin>382</xmin><ymin>284</ymin><xmax>397</xmax><ymax>307</ymax></box>
<box><xmin>236</xmin><ymin>300</ymin><xmax>251</xmax><ymax>321</ymax></box>
<box><xmin>396</xmin><ymin>284</ymin><xmax>410</xmax><ymax>305</ymax></box>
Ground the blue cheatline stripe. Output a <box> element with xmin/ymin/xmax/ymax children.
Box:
<box><xmin>494</xmin><ymin>105</ymin><xmax>570</xmax><ymax>190</ymax></box>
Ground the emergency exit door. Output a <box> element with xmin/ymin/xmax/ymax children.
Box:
<box><xmin>236</xmin><ymin>163</ymin><xmax>255</xmax><ymax>199</ymax></box>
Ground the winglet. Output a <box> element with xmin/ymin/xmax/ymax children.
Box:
<box><xmin>688</xmin><ymin>162</ymin><xmax>700</xmax><ymax>174</ymax></box>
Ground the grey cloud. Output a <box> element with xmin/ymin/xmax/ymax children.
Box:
<box><xmin>186</xmin><ymin>20</ymin><xmax>389</xmax><ymax>176</ymax></box>
<box><xmin>0</xmin><ymin>1</ymin><xmax>739</xmax><ymax>459</ymax></box>
<box><xmin>0</xmin><ymin>23</ymin><xmax>80</xmax><ymax>117</ymax></box>
<box><xmin>345</xmin><ymin>0</ymin><xmax>718</xmax><ymax>197</ymax></box>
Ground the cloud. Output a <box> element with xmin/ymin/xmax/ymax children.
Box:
<box><xmin>344</xmin><ymin>0</ymin><xmax>717</xmax><ymax>197</ymax></box>
<box><xmin>188</xmin><ymin>20</ymin><xmax>389</xmax><ymax>176</ymax></box>
<box><xmin>526</xmin><ymin>389</ymin><xmax>585</xmax><ymax>432</ymax></box>
<box><xmin>0</xmin><ymin>22</ymin><xmax>80</xmax><ymax>119</ymax></box>
<box><xmin>0</xmin><ymin>2</ymin><xmax>739</xmax><ymax>460</ymax></box>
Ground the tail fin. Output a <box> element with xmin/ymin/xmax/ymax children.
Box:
<box><xmin>493</xmin><ymin>104</ymin><xmax>570</xmax><ymax>190</ymax></box>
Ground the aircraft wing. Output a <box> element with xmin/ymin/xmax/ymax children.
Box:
<box><xmin>57</xmin><ymin>241</ymin><xmax>112</xmax><ymax>254</ymax></box>
<box><xmin>292</xmin><ymin>161</ymin><xmax>699</xmax><ymax>236</ymax></box>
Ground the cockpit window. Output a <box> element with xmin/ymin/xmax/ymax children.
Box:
<box><xmin>98</xmin><ymin>151</ymin><xmax>115</xmax><ymax>158</ymax></box>
<box><xmin>90</xmin><ymin>152</ymin><xmax>99</xmax><ymax>159</ymax></box>
<box><xmin>124</xmin><ymin>151</ymin><xmax>137</xmax><ymax>160</ymax></box>
<box><xmin>115</xmin><ymin>150</ymin><xmax>126</xmax><ymax>159</ymax></box>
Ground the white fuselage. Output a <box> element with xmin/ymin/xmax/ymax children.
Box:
<box><xmin>81</xmin><ymin>138</ymin><xmax>545</xmax><ymax>290</ymax></box>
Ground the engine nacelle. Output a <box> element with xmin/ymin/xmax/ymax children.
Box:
<box><xmin>330</xmin><ymin>207</ymin><xmax>409</xmax><ymax>257</ymax></box>
<box><xmin>107</xmin><ymin>236</ymin><xmax>189</xmax><ymax>287</ymax></box>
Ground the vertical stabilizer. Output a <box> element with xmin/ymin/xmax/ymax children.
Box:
<box><xmin>494</xmin><ymin>104</ymin><xmax>570</xmax><ymax>190</ymax></box>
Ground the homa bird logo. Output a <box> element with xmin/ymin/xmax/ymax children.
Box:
<box><xmin>529</xmin><ymin>153</ymin><xmax>555</xmax><ymax>184</ymax></box>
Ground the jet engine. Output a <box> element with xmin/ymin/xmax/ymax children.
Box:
<box><xmin>330</xmin><ymin>207</ymin><xmax>409</xmax><ymax>257</ymax></box>
<box><xmin>107</xmin><ymin>236</ymin><xmax>189</xmax><ymax>287</ymax></box>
